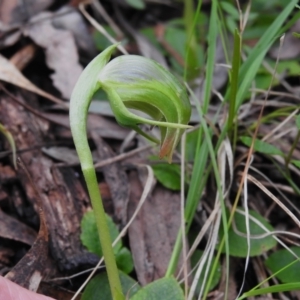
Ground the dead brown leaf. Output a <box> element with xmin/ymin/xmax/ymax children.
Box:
<box><xmin>38</xmin><ymin>281</ymin><xmax>81</xmax><ymax>300</ymax></box>
<box><xmin>0</xmin><ymin>53</ymin><xmax>67</xmax><ymax>107</ymax></box>
<box><xmin>4</xmin><ymin>206</ymin><xmax>49</xmax><ymax>292</ymax></box>
<box><xmin>52</xmin><ymin>5</ymin><xmax>97</xmax><ymax>58</ymax></box>
<box><xmin>0</xmin><ymin>0</ymin><xmax>54</xmax><ymax>48</ymax></box>
<box><xmin>0</xmin><ymin>0</ymin><xmax>54</xmax><ymax>26</ymax></box>
<box><xmin>3</xmin><ymin>151</ymin><xmax>51</xmax><ymax>292</ymax></box>
<box><xmin>269</xmin><ymin>20</ymin><xmax>300</xmax><ymax>59</ymax></box>
<box><xmin>127</xmin><ymin>170</ymin><xmax>184</xmax><ymax>285</ymax></box>
<box><xmin>218</xmin><ymin>258</ymin><xmax>237</xmax><ymax>300</ymax></box>
<box><xmin>0</xmin><ymin>190</ymin><xmax>8</xmax><ymax>202</ymax></box>
<box><xmin>115</xmin><ymin>4</ymin><xmax>168</xmax><ymax>68</ymax></box>
<box><xmin>213</xmin><ymin>37</ymin><xmax>229</xmax><ymax>91</ymax></box>
<box><xmin>41</xmin><ymin>147</ymin><xmax>79</xmax><ymax>165</ymax></box>
<box><xmin>0</xmin><ymin>247</ymin><xmax>14</xmax><ymax>268</ymax></box>
<box><xmin>25</xmin><ymin>11</ymin><xmax>83</xmax><ymax>99</ymax></box>
<box><xmin>0</xmin><ymin>208</ymin><xmax>37</xmax><ymax>245</ymax></box>
<box><xmin>0</xmin><ymin>164</ymin><xmax>16</xmax><ymax>182</ymax></box>
<box><xmin>88</xmin><ymin>114</ymin><xmax>131</xmax><ymax>140</ymax></box>
<box><xmin>9</xmin><ymin>44</ymin><xmax>37</xmax><ymax>71</ymax></box>
<box><xmin>42</xmin><ymin>112</ymin><xmax>131</xmax><ymax>141</ymax></box>
<box><xmin>91</xmin><ymin>128</ymin><xmax>129</xmax><ymax>224</ymax></box>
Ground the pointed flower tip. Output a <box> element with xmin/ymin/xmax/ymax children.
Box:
<box><xmin>159</xmin><ymin>137</ymin><xmax>175</xmax><ymax>163</ymax></box>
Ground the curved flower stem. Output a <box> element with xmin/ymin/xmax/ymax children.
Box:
<box><xmin>70</xmin><ymin>45</ymin><xmax>124</xmax><ymax>300</ymax></box>
<box><xmin>82</xmin><ymin>168</ymin><xmax>123</xmax><ymax>300</ymax></box>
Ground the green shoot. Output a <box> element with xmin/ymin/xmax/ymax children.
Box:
<box><xmin>227</xmin><ymin>29</ymin><xmax>241</xmax><ymax>139</ymax></box>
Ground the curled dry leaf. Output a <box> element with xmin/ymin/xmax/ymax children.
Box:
<box><xmin>25</xmin><ymin>11</ymin><xmax>83</xmax><ymax>99</ymax></box>
<box><xmin>0</xmin><ymin>54</ymin><xmax>66</xmax><ymax>107</ymax></box>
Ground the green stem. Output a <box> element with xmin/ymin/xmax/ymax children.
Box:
<box><xmin>70</xmin><ymin>44</ymin><xmax>124</xmax><ymax>300</ymax></box>
<box><xmin>228</xmin><ymin>29</ymin><xmax>241</xmax><ymax>137</ymax></box>
<box><xmin>83</xmin><ymin>168</ymin><xmax>123</xmax><ymax>300</ymax></box>
<box><xmin>74</xmin><ymin>127</ymin><xmax>124</xmax><ymax>300</ymax></box>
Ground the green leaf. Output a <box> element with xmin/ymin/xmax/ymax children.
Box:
<box><xmin>291</xmin><ymin>160</ymin><xmax>300</xmax><ymax>168</ymax></box>
<box><xmin>185</xmin><ymin>128</ymin><xmax>200</xmax><ymax>161</ymax></box>
<box><xmin>218</xmin><ymin>209</ymin><xmax>277</xmax><ymax>257</ymax></box>
<box><xmin>81</xmin><ymin>271</ymin><xmax>140</xmax><ymax>300</ymax></box>
<box><xmin>139</xmin><ymin>27</ymin><xmax>165</xmax><ymax>54</ymax></box>
<box><xmin>81</xmin><ymin>211</ymin><xmax>134</xmax><ymax>274</ymax></box>
<box><xmin>264</xmin><ymin>247</ymin><xmax>300</xmax><ymax>283</ymax></box>
<box><xmin>220</xmin><ymin>1</ymin><xmax>240</xmax><ymax>19</ymax></box>
<box><xmin>80</xmin><ymin>211</ymin><xmax>122</xmax><ymax>257</ymax></box>
<box><xmin>130</xmin><ymin>277</ymin><xmax>184</xmax><ymax>300</ymax></box>
<box><xmin>164</xmin><ymin>22</ymin><xmax>204</xmax><ymax>77</ymax></box>
<box><xmin>235</xmin><ymin>0</ymin><xmax>298</xmax><ymax>107</ymax></box>
<box><xmin>239</xmin><ymin>283</ymin><xmax>300</xmax><ymax>299</ymax></box>
<box><xmin>191</xmin><ymin>250</ymin><xmax>221</xmax><ymax>292</ymax></box>
<box><xmin>227</xmin><ymin>29</ymin><xmax>241</xmax><ymax>133</ymax></box>
<box><xmin>115</xmin><ymin>247</ymin><xmax>134</xmax><ymax>275</ymax></box>
<box><xmin>276</xmin><ymin>60</ymin><xmax>300</xmax><ymax>76</ymax></box>
<box><xmin>293</xmin><ymin>32</ymin><xmax>300</xmax><ymax>38</ymax></box>
<box><xmin>152</xmin><ymin>163</ymin><xmax>181</xmax><ymax>191</ymax></box>
<box><xmin>93</xmin><ymin>28</ymin><xmax>116</xmax><ymax>51</ymax></box>
<box><xmin>248</xmin><ymin>60</ymin><xmax>300</xmax><ymax>94</ymax></box>
<box><xmin>240</xmin><ymin>136</ymin><xmax>283</xmax><ymax>156</ymax></box>
<box><xmin>165</xmin><ymin>23</ymin><xmax>186</xmax><ymax>58</ymax></box>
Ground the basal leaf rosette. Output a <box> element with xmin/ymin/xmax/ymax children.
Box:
<box><xmin>97</xmin><ymin>46</ymin><xmax>192</xmax><ymax>162</ymax></box>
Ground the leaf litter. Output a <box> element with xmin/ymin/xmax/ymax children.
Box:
<box><xmin>1</xmin><ymin>1</ymin><xmax>300</xmax><ymax>300</ymax></box>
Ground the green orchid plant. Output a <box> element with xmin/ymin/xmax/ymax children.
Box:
<box><xmin>69</xmin><ymin>44</ymin><xmax>191</xmax><ymax>300</ymax></box>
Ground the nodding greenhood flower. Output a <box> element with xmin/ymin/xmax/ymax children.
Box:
<box><xmin>70</xmin><ymin>44</ymin><xmax>191</xmax><ymax>163</ymax></box>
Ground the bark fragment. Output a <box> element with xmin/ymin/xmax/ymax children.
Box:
<box><xmin>0</xmin><ymin>92</ymin><xmax>97</xmax><ymax>272</ymax></box>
